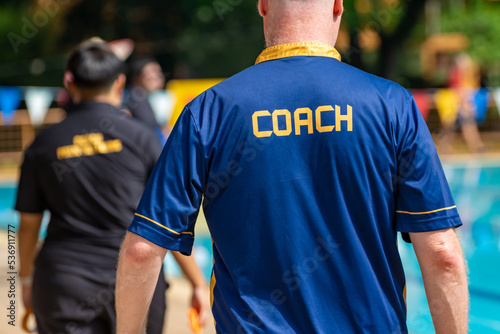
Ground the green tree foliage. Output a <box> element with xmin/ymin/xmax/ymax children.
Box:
<box><xmin>173</xmin><ymin>0</ymin><xmax>263</xmax><ymax>78</ymax></box>
<box><xmin>441</xmin><ymin>1</ymin><xmax>500</xmax><ymax>66</ymax></box>
<box><xmin>341</xmin><ymin>0</ymin><xmax>427</xmax><ymax>79</ymax></box>
<box><xmin>0</xmin><ymin>0</ymin><xmax>78</xmax><ymax>86</ymax></box>
<box><xmin>0</xmin><ymin>0</ymin><xmax>264</xmax><ymax>85</ymax></box>
<box><xmin>1</xmin><ymin>0</ymin><xmax>498</xmax><ymax>87</ymax></box>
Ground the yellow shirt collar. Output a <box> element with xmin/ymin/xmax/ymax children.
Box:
<box><xmin>255</xmin><ymin>42</ymin><xmax>341</xmax><ymax>65</ymax></box>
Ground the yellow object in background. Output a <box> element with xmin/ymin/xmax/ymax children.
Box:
<box><xmin>167</xmin><ymin>79</ymin><xmax>224</xmax><ymax>126</ymax></box>
<box><xmin>435</xmin><ymin>89</ymin><xmax>460</xmax><ymax>126</ymax></box>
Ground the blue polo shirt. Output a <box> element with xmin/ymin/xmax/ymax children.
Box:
<box><xmin>129</xmin><ymin>43</ymin><xmax>462</xmax><ymax>333</ymax></box>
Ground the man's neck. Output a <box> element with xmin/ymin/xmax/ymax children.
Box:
<box><xmin>265</xmin><ymin>38</ymin><xmax>335</xmax><ymax>48</ymax></box>
<box><xmin>77</xmin><ymin>94</ymin><xmax>120</xmax><ymax>107</ymax></box>
<box><xmin>265</xmin><ymin>19</ymin><xmax>337</xmax><ymax>48</ymax></box>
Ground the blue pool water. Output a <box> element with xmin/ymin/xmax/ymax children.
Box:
<box><xmin>401</xmin><ymin>161</ymin><xmax>500</xmax><ymax>333</ymax></box>
<box><xmin>0</xmin><ymin>184</ymin><xmax>17</xmax><ymax>232</ymax></box>
<box><xmin>2</xmin><ymin>160</ymin><xmax>500</xmax><ymax>332</ymax></box>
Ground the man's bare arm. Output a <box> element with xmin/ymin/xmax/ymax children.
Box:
<box><xmin>19</xmin><ymin>213</ymin><xmax>43</xmax><ymax>279</ymax></box>
<box><xmin>18</xmin><ymin>212</ymin><xmax>43</xmax><ymax>309</ymax></box>
<box><xmin>116</xmin><ymin>232</ymin><xmax>167</xmax><ymax>334</ymax></box>
<box><xmin>410</xmin><ymin>228</ymin><xmax>469</xmax><ymax>334</ymax></box>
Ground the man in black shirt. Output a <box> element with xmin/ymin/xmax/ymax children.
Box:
<box><xmin>16</xmin><ymin>38</ymin><xmax>209</xmax><ymax>334</ymax></box>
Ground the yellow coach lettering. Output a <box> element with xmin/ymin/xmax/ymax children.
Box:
<box><xmin>57</xmin><ymin>133</ymin><xmax>123</xmax><ymax>160</ymax></box>
<box><xmin>272</xmin><ymin>109</ymin><xmax>292</xmax><ymax>136</ymax></box>
<box><xmin>316</xmin><ymin>105</ymin><xmax>335</xmax><ymax>132</ymax></box>
<box><xmin>295</xmin><ymin>108</ymin><xmax>313</xmax><ymax>135</ymax></box>
<box><xmin>252</xmin><ymin>105</ymin><xmax>353</xmax><ymax>137</ymax></box>
<box><xmin>335</xmin><ymin>105</ymin><xmax>353</xmax><ymax>132</ymax></box>
<box><xmin>252</xmin><ymin>110</ymin><xmax>273</xmax><ymax>138</ymax></box>
<box><xmin>87</xmin><ymin>133</ymin><xmax>104</xmax><ymax>144</ymax></box>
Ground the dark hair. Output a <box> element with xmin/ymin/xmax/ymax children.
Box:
<box><xmin>66</xmin><ymin>39</ymin><xmax>125</xmax><ymax>89</ymax></box>
<box><xmin>127</xmin><ymin>56</ymin><xmax>157</xmax><ymax>84</ymax></box>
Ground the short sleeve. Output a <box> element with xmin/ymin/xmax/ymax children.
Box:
<box><xmin>128</xmin><ymin>107</ymin><xmax>206</xmax><ymax>255</ymax></box>
<box><xmin>395</xmin><ymin>93</ymin><xmax>462</xmax><ymax>233</ymax></box>
<box><xmin>15</xmin><ymin>148</ymin><xmax>46</xmax><ymax>213</ymax></box>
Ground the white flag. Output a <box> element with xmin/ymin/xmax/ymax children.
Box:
<box><xmin>25</xmin><ymin>87</ymin><xmax>54</xmax><ymax>126</ymax></box>
<box><xmin>148</xmin><ymin>90</ymin><xmax>175</xmax><ymax>126</ymax></box>
<box><xmin>493</xmin><ymin>88</ymin><xmax>500</xmax><ymax>118</ymax></box>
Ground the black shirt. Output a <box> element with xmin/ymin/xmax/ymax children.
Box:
<box><xmin>15</xmin><ymin>101</ymin><xmax>162</xmax><ymax>269</ymax></box>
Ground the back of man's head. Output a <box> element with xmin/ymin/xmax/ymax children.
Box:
<box><xmin>268</xmin><ymin>0</ymin><xmax>335</xmax><ymax>10</ymax></box>
<box><xmin>66</xmin><ymin>38</ymin><xmax>125</xmax><ymax>91</ymax></box>
<box><xmin>259</xmin><ymin>0</ymin><xmax>342</xmax><ymax>47</ymax></box>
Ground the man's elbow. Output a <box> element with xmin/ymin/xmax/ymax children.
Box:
<box><xmin>119</xmin><ymin>232</ymin><xmax>163</xmax><ymax>265</ymax></box>
<box><xmin>411</xmin><ymin>229</ymin><xmax>466</xmax><ymax>274</ymax></box>
<box><xmin>429</xmin><ymin>241</ymin><xmax>465</xmax><ymax>273</ymax></box>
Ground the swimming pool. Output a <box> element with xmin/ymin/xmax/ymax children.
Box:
<box><xmin>0</xmin><ymin>184</ymin><xmax>17</xmax><ymax>232</ymax></box>
<box><xmin>401</xmin><ymin>161</ymin><xmax>500</xmax><ymax>333</ymax></box>
<box><xmin>2</xmin><ymin>160</ymin><xmax>500</xmax><ymax>332</ymax></box>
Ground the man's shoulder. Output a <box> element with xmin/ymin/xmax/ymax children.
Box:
<box><xmin>185</xmin><ymin>64</ymin><xmax>274</xmax><ymax>112</ymax></box>
<box><xmin>97</xmin><ymin>112</ymin><xmax>162</xmax><ymax>151</ymax></box>
<box><xmin>186</xmin><ymin>57</ymin><xmax>413</xmax><ymax>117</ymax></box>
<box><xmin>30</xmin><ymin>108</ymin><xmax>159</xmax><ymax>152</ymax></box>
<box><xmin>28</xmin><ymin>119</ymin><xmax>67</xmax><ymax>150</ymax></box>
<box><xmin>110</xmin><ymin>111</ymin><xmax>155</xmax><ymax>133</ymax></box>
<box><xmin>207</xmin><ymin>57</ymin><xmax>408</xmax><ymax>96</ymax></box>
<box><xmin>332</xmin><ymin>59</ymin><xmax>410</xmax><ymax>96</ymax></box>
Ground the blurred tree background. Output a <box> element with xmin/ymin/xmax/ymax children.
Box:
<box><xmin>441</xmin><ymin>1</ymin><xmax>500</xmax><ymax>71</ymax></box>
<box><xmin>0</xmin><ymin>0</ymin><xmax>499</xmax><ymax>87</ymax></box>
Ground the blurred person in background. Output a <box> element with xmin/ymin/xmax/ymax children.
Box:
<box><xmin>451</xmin><ymin>53</ymin><xmax>485</xmax><ymax>152</ymax></box>
<box><xmin>16</xmin><ymin>38</ymin><xmax>208</xmax><ymax>334</ymax></box>
<box><xmin>439</xmin><ymin>53</ymin><xmax>485</xmax><ymax>153</ymax></box>
<box><xmin>124</xmin><ymin>57</ymin><xmax>169</xmax><ymax>142</ymax></box>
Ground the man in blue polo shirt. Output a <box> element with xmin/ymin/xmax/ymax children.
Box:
<box><xmin>116</xmin><ymin>0</ymin><xmax>469</xmax><ymax>333</ymax></box>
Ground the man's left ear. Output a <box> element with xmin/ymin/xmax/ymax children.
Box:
<box><xmin>257</xmin><ymin>0</ymin><xmax>268</xmax><ymax>17</ymax></box>
<box><xmin>334</xmin><ymin>0</ymin><xmax>343</xmax><ymax>17</ymax></box>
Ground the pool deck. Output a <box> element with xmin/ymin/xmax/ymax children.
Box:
<box><xmin>0</xmin><ymin>167</ymin><xmax>17</xmax><ymax>183</ymax></box>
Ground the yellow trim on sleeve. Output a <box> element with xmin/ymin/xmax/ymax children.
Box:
<box><xmin>403</xmin><ymin>285</ymin><xmax>407</xmax><ymax>306</ymax></box>
<box><xmin>210</xmin><ymin>239</ymin><xmax>217</xmax><ymax>328</ymax></box>
<box><xmin>396</xmin><ymin>205</ymin><xmax>457</xmax><ymax>215</ymax></box>
<box><xmin>134</xmin><ymin>213</ymin><xmax>194</xmax><ymax>236</ymax></box>
<box><xmin>255</xmin><ymin>42</ymin><xmax>341</xmax><ymax>65</ymax></box>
